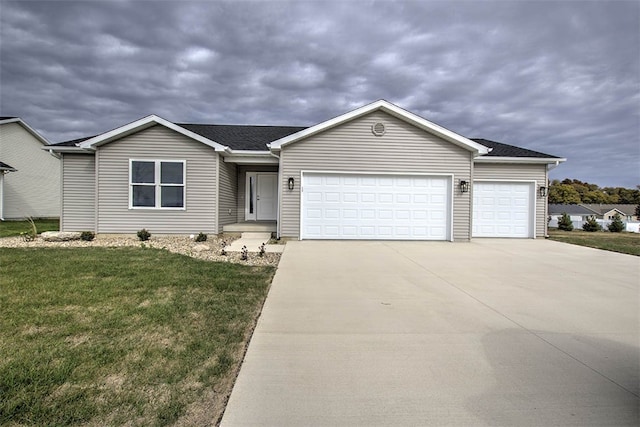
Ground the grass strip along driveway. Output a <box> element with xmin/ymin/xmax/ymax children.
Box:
<box><xmin>0</xmin><ymin>247</ymin><xmax>275</xmax><ymax>426</ymax></box>
<box><xmin>548</xmin><ymin>229</ymin><xmax>640</xmax><ymax>256</ymax></box>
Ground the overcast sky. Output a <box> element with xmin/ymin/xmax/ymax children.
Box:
<box><xmin>1</xmin><ymin>0</ymin><xmax>638</xmax><ymax>187</ymax></box>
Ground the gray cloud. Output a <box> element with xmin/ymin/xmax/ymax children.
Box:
<box><xmin>1</xmin><ymin>0</ymin><xmax>638</xmax><ymax>187</ymax></box>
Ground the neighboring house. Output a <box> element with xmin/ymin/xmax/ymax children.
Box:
<box><xmin>548</xmin><ymin>204</ymin><xmax>600</xmax><ymax>223</ymax></box>
<box><xmin>0</xmin><ymin>117</ymin><xmax>60</xmax><ymax>220</ymax></box>
<box><xmin>549</xmin><ymin>204</ymin><xmax>639</xmax><ymax>223</ymax></box>
<box><xmin>580</xmin><ymin>204</ymin><xmax>639</xmax><ymax>222</ymax></box>
<box><xmin>49</xmin><ymin>100</ymin><xmax>565</xmax><ymax>240</ymax></box>
<box><xmin>0</xmin><ymin>161</ymin><xmax>17</xmax><ymax>220</ymax></box>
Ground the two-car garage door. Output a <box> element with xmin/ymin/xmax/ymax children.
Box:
<box><xmin>301</xmin><ymin>173</ymin><xmax>451</xmax><ymax>240</ymax></box>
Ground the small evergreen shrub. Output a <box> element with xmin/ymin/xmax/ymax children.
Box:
<box><xmin>557</xmin><ymin>212</ymin><xmax>573</xmax><ymax>231</ymax></box>
<box><xmin>137</xmin><ymin>228</ymin><xmax>151</xmax><ymax>241</ymax></box>
<box><xmin>582</xmin><ymin>216</ymin><xmax>602</xmax><ymax>232</ymax></box>
<box><xmin>195</xmin><ymin>232</ymin><xmax>208</xmax><ymax>242</ymax></box>
<box><xmin>607</xmin><ymin>213</ymin><xmax>625</xmax><ymax>233</ymax></box>
<box><xmin>80</xmin><ymin>231</ymin><xmax>95</xmax><ymax>241</ymax></box>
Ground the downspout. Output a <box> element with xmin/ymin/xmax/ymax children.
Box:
<box><xmin>0</xmin><ymin>172</ymin><xmax>4</xmax><ymax>221</ymax></box>
<box><xmin>270</xmin><ymin>149</ymin><xmax>282</xmax><ymax>239</ymax></box>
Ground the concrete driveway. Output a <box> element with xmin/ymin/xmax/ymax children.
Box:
<box><xmin>221</xmin><ymin>240</ymin><xmax>639</xmax><ymax>426</ymax></box>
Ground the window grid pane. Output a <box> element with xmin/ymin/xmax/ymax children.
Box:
<box><xmin>161</xmin><ymin>186</ymin><xmax>184</xmax><ymax>207</ymax></box>
<box><xmin>132</xmin><ymin>185</ymin><xmax>155</xmax><ymax>207</ymax></box>
<box><xmin>132</xmin><ymin>161</ymin><xmax>155</xmax><ymax>183</ymax></box>
<box><xmin>161</xmin><ymin>162</ymin><xmax>183</xmax><ymax>184</ymax></box>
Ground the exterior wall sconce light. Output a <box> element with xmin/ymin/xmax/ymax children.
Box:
<box><xmin>459</xmin><ymin>180</ymin><xmax>469</xmax><ymax>193</ymax></box>
<box><xmin>288</xmin><ymin>177</ymin><xmax>295</xmax><ymax>191</ymax></box>
<box><xmin>539</xmin><ymin>186</ymin><xmax>548</xmax><ymax>197</ymax></box>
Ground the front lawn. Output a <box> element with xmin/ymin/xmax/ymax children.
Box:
<box><xmin>0</xmin><ymin>247</ymin><xmax>275</xmax><ymax>426</ymax></box>
<box><xmin>548</xmin><ymin>229</ymin><xmax>640</xmax><ymax>256</ymax></box>
<box><xmin>0</xmin><ymin>218</ymin><xmax>59</xmax><ymax>238</ymax></box>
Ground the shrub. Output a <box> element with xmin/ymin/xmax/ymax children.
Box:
<box><xmin>195</xmin><ymin>232</ymin><xmax>207</xmax><ymax>242</ymax></box>
<box><xmin>80</xmin><ymin>231</ymin><xmax>95</xmax><ymax>241</ymax></box>
<box><xmin>137</xmin><ymin>228</ymin><xmax>151</xmax><ymax>241</ymax></box>
<box><xmin>582</xmin><ymin>216</ymin><xmax>602</xmax><ymax>232</ymax></box>
<box><xmin>607</xmin><ymin>213</ymin><xmax>625</xmax><ymax>233</ymax></box>
<box><xmin>557</xmin><ymin>212</ymin><xmax>573</xmax><ymax>231</ymax></box>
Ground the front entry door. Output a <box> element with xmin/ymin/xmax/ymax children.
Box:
<box><xmin>246</xmin><ymin>172</ymin><xmax>277</xmax><ymax>221</ymax></box>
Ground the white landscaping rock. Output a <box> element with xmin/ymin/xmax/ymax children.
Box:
<box><xmin>41</xmin><ymin>231</ymin><xmax>82</xmax><ymax>242</ymax></box>
<box><xmin>192</xmin><ymin>243</ymin><xmax>211</xmax><ymax>252</ymax></box>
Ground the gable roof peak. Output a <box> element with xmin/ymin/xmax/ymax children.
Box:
<box><xmin>268</xmin><ymin>100</ymin><xmax>490</xmax><ymax>155</ymax></box>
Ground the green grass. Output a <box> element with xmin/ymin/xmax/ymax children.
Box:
<box><xmin>548</xmin><ymin>229</ymin><xmax>640</xmax><ymax>256</ymax></box>
<box><xmin>0</xmin><ymin>219</ymin><xmax>59</xmax><ymax>238</ymax></box>
<box><xmin>0</xmin><ymin>247</ymin><xmax>275</xmax><ymax>426</ymax></box>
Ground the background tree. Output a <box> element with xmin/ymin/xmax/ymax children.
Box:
<box><xmin>582</xmin><ymin>216</ymin><xmax>602</xmax><ymax>232</ymax></box>
<box><xmin>557</xmin><ymin>212</ymin><xmax>574</xmax><ymax>231</ymax></box>
<box><xmin>548</xmin><ymin>179</ymin><xmax>640</xmax><ymax>204</ymax></box>
<box><xmin>548</xmin><ymin>184</ymin><xmax>581</xmax><ymax>204</ymax></box>
<box><xmin>607</xmin><ymin>213</ymin><xmax>625</xmax><ymax>233</ymax></box>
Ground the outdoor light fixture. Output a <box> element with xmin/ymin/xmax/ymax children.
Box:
<box><xmin>459</xmin><ymin>180</ymin><xmax>469</xmax><ymax>193</ymax></box>
<box><xmin>288</xmin><ymin>177</ymin><xmax>295</xmax><ymax>191</ymax></box>
<box><xmin>539</xmin><ymin>186</ymin><xmax>548</xmax><ymax>197</ymax></box>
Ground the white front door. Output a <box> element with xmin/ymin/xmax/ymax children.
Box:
<box><xmin>246</xmin><ymin>172</ymin><xmax>277</xmax><ymax>221</ymax></box>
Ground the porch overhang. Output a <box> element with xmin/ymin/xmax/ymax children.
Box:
<box><xmin>222</xmin><ymin>150</ymin><xmax>279</xmax><ymax>165</ymax></box>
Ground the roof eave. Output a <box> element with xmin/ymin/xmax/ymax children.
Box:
<box><xmin>45</xmin><ymin>145</ymin><xmax>92</xmax><ymax>153</ymax></box>
<box><xmin>78</xmin><ymin>115</ymin><xmax>229</xmax><ymax>152</ymax></box>
<box><xmin>223</xmin><ymin>150</ymin><xmax>278</xmax><ymax>165</ymax></box>
<box><xmin>474</xmin><ymin>156</ymin><xmax>566</xmax><ymax>164</ymax></box>
<box><xmin>0</xmin><ymin>117</ymin><xmax>51</xmax><ymax>145</ymax></box>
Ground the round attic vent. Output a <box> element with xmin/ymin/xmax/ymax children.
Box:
<box><xmin>371</xmin><ymin>122</ymin><xmax>386</xmax><ymax>136</ymax></box>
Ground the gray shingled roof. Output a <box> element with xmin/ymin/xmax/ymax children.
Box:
<box><xmin>52</xmin><ymin>135</ymin><xmax>97</xmax><ymax>147</ymax></box>
<box><xmin>0</xmin><ymin>161</ymin><xmax>17</xmax><ymax>171</ymax></box>
<box><xmin>472</xmin><ymin>138</ymin><xmax>560</xmax><ymax>158</ymax></box>
<box><xmin>548</xmin><ymin>204</ymin><xmax>599</xmax><ymax>215</ymax></box>
<box><xmin>178</xmin><ymin>124</ymin><xmax>307</xmax><ymax>150</ymax></box>
<box><xmin>581</xmin><ymin>204</ymin><xmax>638</xmax><ymax>216</ymax></box>
<box><xmin>53</xmin><ymin>122</ymin><xmax>559</xmax><ymax>158</ymax></box>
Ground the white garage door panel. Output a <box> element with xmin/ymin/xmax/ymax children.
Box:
<box><xmin>302</xmin><ymin>173</ymin><xmax>450</xmax><ymax>240</ymax></box>
<box><xmin>473</xmin><ymin>182</ymin><xmax>533</xmax><ymax>238</ymax></box>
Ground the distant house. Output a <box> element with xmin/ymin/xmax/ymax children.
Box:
<box><xmin>0</xmin><ymin>117</ymin><xmax>60</xmax><ymax>220</ymax></box>
<box><xmin>580</xmin><ymin>204</ymin><xmax>639</xmax><ymax>222</ymax></box>
<box><xmin>548</xmin><ymin>204</ymin><xmax>599</xmax><ymax>223</ymax></box>
<box><xmin>549</xmin><ymin>203</ymin><xmax>639</xmax><ymax>232</ymax></box>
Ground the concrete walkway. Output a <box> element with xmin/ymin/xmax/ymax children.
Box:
<box><xmin>224</xmin><ymin>232</ymin><xmax>284</xmax><ymax>253</ymax></box>
<box><xmin>221</xmin><ymin>239</ymin><xmax>639</xmax><ymax>426</ymax></box>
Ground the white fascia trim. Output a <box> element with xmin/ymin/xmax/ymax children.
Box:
<box><xmin>42</xmin><ymin>146</ymin><xmax>90</xmax><ymax>153</ymax></box>
<box><xmin>268</xmin><ymin>100</ymin><xmax>489</xmax><ymax>155</ymax></box>
<box><xmin>474</xmin><ymin>156</ymin><xmax>567</xmax><ymax>164</ymax></box>
<box><xmin>79</xmin><ymin>115</ymin><xmax>229</xmax><ymax>152</ymax></box>
<box><xmin>1</xmin><ymin>117</ymin><xmax>51</xmax><ymax>145</ymax></box>
<box><xmin>223</xmin><ymin>151</ymin><xmax>278</xmax><ymax>165</ymax></box>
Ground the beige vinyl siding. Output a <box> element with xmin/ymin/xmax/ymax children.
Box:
<box><xmin>280</xmin><ymin>110</ymin><xmax>472</xmax><ymax>240</ymax></box>
<box><xmin>61</xmin><ymin>154</ymin><xmax>95</xmax><ymax>231</ymax></box>
<box><xmin>97</xmin><ymin>125</ymin><xmax>218</xmax><ymax>234</ymax></box>
<box><xmin>218</xmin><ymin>159</ymin><xmax>237</xmax><ymax>232</ymax></box>
<box><xmin>236</xmin><ymin>165</ymin><xmax>278</xmax><ymax>222</ymax></box>
<box><xmin>0</xmin><ymin>122</ymin><xmax>60</xmax><ymax>218</ymax></box>
<box><xmin>473</xmin><ymin>163</ymin><xmax>548</xmax><ymax>237</ymax></box>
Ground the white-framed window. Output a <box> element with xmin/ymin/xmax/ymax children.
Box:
<box><xmin>129</xmin><ymin>159</ymin><xmax>185</xmax><ymax>209</ymax></box>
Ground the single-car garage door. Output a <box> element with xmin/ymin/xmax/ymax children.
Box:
<box><xmin>301</xmin><ymin>172</ymin><xmax>451</xmax><ymax>240</ymax></box>
<box><xmin>472</xmin><ymin>182</ymin><xmax>534</xmax><ymax>238</ymax></box>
